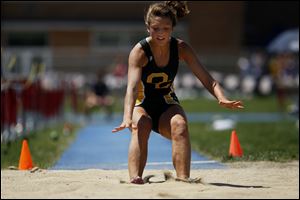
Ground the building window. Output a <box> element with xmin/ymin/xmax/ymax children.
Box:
<box><xmin>96</xmin><ymin>31</ymin><xmax>121</xmax><ymax>46</ymax></box>
<box><xmin>7</xmin><ymin>32</ymin><xmax>48</xmax><ymax>46</ymax></box>
<box><xmin>93</xmin><ymin>25</ymin><xmax>188</xmax><ymax>48</ymax></box>
<box><xmin>129</xmin><ymin>31</ymin><xmax>147</xmax><ymax>46</ymax></box>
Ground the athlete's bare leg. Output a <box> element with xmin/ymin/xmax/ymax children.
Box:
<box><xmin>128</xmin><ymin>107</ymin><xmax>152</xmax><ymax>180</ymax></box>
<box><xmin>158</xmin><ymin>104</ymin><xmax>191</xmax><ymax>179</ymax></box>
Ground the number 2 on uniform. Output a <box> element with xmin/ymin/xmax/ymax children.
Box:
<box><xmin>146</xmin><ymin>73</ymin><xmax>171</xmax><ymax>89</ymax></box>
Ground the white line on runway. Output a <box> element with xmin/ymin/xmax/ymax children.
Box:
<box><xmin>120</xmin><ymin>160</ymin><xmax>218</xmax><ymax>166</ymax></box>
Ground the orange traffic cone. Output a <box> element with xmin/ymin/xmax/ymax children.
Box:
<box><xmin>18</xmin><ymin>139</ymin><xmax>34</xmax><ymax>170</ymax></box>
<box><xmin>229</xmin><ymin>130</ymin><xmax>243</xmax><ymax>157</ymax></box>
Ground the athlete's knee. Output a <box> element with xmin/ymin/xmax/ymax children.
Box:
<box><xmin>170</xmin><ymin>117</ymin><xmax>188</xmax><ymax>140</ymax></box>
<box><xmin>137</xmin><ymin>115</ymin><xmax>152</xmax><ymax>133</ymax></box>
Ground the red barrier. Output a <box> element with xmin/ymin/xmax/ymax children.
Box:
<box><xmin>1</xmin><ymin>88</ymin><xmax>17</xmax><ymax>126</ymax></box>
<box><xmin>21</xmin><ymin>82</ymin><xmax>40</xmax><ymax>112</ymax></box>
<box><xmin>2</xmin><ymin>79</ymin><xmax>65</xmax><ymax>134</ymax></box>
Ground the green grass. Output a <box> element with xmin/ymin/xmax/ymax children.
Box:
<box><xmin>181</xmin><ymin>95</ymin><xmax>280</xmax><ymax>113</ymax></box>
<box><xmin>113</xmin><ymin>95</ymin><xmax>282</xmax><ymax>113</ymax></box>
<box><xmin>189</xmin><ymin>120</ymin><xmax>299</xmax><ymax>162</ymax></box>
<box><xmin>1</xmin><ymin>123</ymin><xmax>80</xmax><ymax>169</ymax></box>
<box><xmin>111</xmin><ymin>95</ymin><xmax>282</xmax><ymax>113</ymax></box>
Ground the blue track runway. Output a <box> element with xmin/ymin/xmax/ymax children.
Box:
<box><xmin>52</xmin><ymin>114</ymin><xmax>225</xmax><ymax>170</ymax></box>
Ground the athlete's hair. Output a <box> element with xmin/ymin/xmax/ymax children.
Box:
<box><xmin>144</xmin><ymin>1</ymin><xmax>190</xmax><ymax>27</ymax></box>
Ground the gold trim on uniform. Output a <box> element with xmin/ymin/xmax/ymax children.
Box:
<box><xmin>163</xmin><ymin>84</ymin><xmax>179</xmax><ymax>104</ymax></box>
<box><xmin>135</xmin><ymin>81</ymin><xmax>145</xmax><ymax>105</ymax></box>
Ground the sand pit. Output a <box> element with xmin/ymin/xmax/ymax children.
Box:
<box><xmin>1</xmin><ymin>161</ymin><xmax>298</xmax><ymax>199</ymax></box>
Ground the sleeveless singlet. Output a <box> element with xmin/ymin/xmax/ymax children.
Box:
<box><xmin>135</xmin><ymin>37</ymin><xmax>180</xmax><ymax>133</ymax></box>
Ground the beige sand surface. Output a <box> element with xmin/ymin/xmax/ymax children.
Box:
<box><xmin>1</xmin><ymin>161</ymin><xmax>299</xmax><ymax>199</ymax></box>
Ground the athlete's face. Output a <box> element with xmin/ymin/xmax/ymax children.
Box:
<box><xmin>147</xmin><ymin>16</ymin><xmax>173</xmax><ymax>46</ymax></box>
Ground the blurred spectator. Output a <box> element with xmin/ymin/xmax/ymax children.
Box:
<box><xmin>268</xmin><ymin>52</ymin><xmax>299</xmax><ymax>112</ymax></box>
<box><xmin>113</xmin><ymin>60</ymin><xmax>127</xmax><ymax>78</ymax></box>
<box><xmin>84</xmin><ymin>70</ymin><xmax>114</xmax><ymax>120</ymax></box>
<box><xmin>238</xmin><ymin>49</ymin><xmax>268</xmax><ymax>96</ymax></box>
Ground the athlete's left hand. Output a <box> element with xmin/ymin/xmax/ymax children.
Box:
<box><xmin>112</xmin><ymin>119</ymin><xmax>137</xmax><ymax>133</ymax></box>
<box><xmin>218</xmin><ymin>99</ymin><xmax>244</xmax><ymax>109</ymax></box>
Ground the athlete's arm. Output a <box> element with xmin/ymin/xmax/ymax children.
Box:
<box><xmin>112</xmin><ymin>44</ymin><xmax>147</xmax><ymax>132</ymax></box>
<box><xmin>178</xmin><ymin>40</ymin><xmax>243</xmax><ymax>109</ymax></box>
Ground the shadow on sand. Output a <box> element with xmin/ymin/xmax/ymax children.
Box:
<box><xmin>209</xmin><ymin>182</ymin><xmax>270</xmax><ymax>188</ymax></box>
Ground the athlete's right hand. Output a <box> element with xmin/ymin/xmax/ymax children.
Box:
<box><xmin>112</xmin><ymin>120</ymin><xmax>137</xmax><ymax>133</ymax></box>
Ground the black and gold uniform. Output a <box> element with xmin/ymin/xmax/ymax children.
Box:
<box><xmin>136</xmin><ymin>37</ymin><xmax>180</xmax><ymax>133</ymax></box>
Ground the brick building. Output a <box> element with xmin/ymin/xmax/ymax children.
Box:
<box><xmin>1</xmin><ymin>1</ymin><xmax>298</xmax><ymax>75</ymax></box>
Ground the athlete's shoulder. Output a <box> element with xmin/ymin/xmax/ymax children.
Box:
<box><xmin>129</xmin><ymin>40</ymin><xmax>148</xmax><ymax>67</ymax></box>
<box><xmin>130</xmin><ymin>38</ymin><xmax>147</xmax><ymax>56</ymax></box>
<box><xmin>175</xmin><ymin>38</ymin><xmax>190</xmax><ymax>49</ymax></box>
<box><xmin>175</xmin><ymin>38</ymin><xmax>192</xmax><ymax>60</ymax></box>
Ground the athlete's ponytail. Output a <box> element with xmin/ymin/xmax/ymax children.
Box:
<box><xmin>165</xmin><ymin>1</ymin><xmax>190</xmax><ymax>20</ymax></box>
<box><xmin>145</xmin><ymin>1</ymin><xmax>190</xmax><ymax>27</ymax></box>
